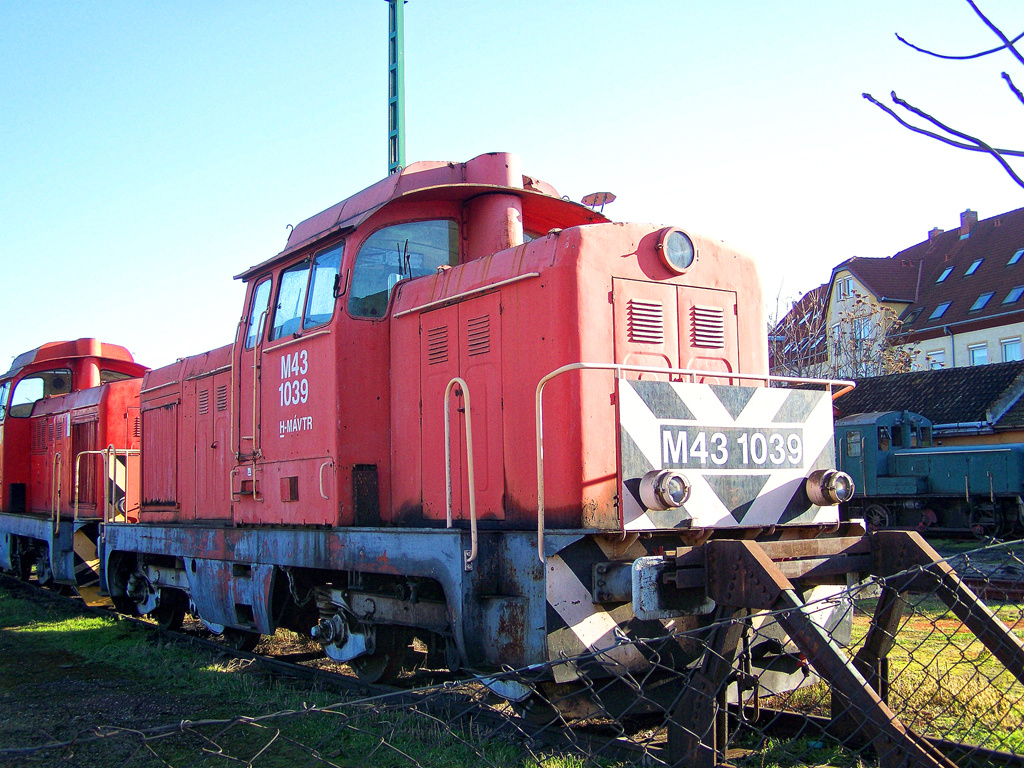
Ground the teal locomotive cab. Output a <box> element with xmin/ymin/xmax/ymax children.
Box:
<box><xmin>836</xmin><ymin>411</ymin><xmax>933</xmax><ymax>499</ymax></box>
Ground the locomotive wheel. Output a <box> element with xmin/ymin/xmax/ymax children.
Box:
<box><xmin>969</xmin><ymin>506</ymin><xmax>1005</xmax><ymax>540</ymax></box>
<box><xmin>222</xmin><ymin>628</ymin><xmax>261</xmax><ymax>653</ymax></box>
<box><xmin>865</xmin><ymin>504</ymin><xmax>890</xmax><ymax>531</ymax></box>
<box><xmin>151</xmin><ymin>590</ymin><xmax>188</xmax><ymax>632</ymax></box>
<box><xmin>10</xmin><ymin>542</ymin><xmax>32</xmax><ymax>581</ymax></box>
<box><xmin>350</xmin><ymin>628</ymin><xmax>408</xmax><ymax>684</ymax></box>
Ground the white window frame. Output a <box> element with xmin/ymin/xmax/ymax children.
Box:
<box><xmin>1001</xmin><ymin>337</ymin><xmax>1022</xmax><ymax>362</ymax></box>
<box><xmin>968</xmin><ymin>343</ymin><xmax>988</xmax><ymax>366</ymax></box>
<box><xmin>926</xmin><ymin>349</ymin><xmax>945</xmax><ymax>369</ymax></box>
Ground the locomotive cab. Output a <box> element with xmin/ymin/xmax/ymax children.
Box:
<box><xmin>0</xmin><ymin>339</ymin><xmax>146</xmax><ymax>586</ymax></box>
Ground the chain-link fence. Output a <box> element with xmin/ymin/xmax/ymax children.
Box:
<box><xmin>3</xmin><ymin>538</ymin><xmax>1023</xmax><ymax>768</ymax></box>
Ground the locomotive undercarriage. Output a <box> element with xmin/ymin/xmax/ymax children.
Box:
<box><xmin>848</xmin><ymin>494</ymin><xmax>1024</xmax><ymax>538</ymax></box>
<box><xmin>6</xmin><ymin>513</ymin><xmax>1024</xmax><ymax>765</ymax></box>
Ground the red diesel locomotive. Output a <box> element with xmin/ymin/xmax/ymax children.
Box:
<box><xmin>0</xmin><ymin>153</ymin><xmax>854</xmax><ymax>714</ymax></box>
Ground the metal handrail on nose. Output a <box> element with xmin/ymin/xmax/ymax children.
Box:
<box><xmin>534</xmin><ymin>362</ymin><xmax>856</xmax><ymax>563</ymax></box>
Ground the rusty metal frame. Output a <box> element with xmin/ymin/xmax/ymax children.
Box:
<box><xmin>666</xmin><ymin>531</ymin><xmax>1024</xmax><ymax>768</ymax></box>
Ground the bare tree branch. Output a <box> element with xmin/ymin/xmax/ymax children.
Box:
<box><xmin>966</xmin><ymin>0</ymin><xmax>1024</xmax><ymax>68</ymax></box>
<box><xmin>890</xmin><ymin>91</ymin><xmax>1024</xmax><ymax>188</ymax></box>
<box><xmin>862</xmin><ymin>92</ymin><xmax>1024</xmax><ymax>158</ymax></box>
<box><xmin>869</xmin><ymin>3</ymin><xmax>1024</xmax><ymax>192</ymax></box>
<box><xmin>895</xmin><ymin>29</ymin><xmax>1024</xmax><ymax>60</ymax></box>
<box><xmin>1004</xmin><ymin>71</ymin><xmax>1024</xmax><ymax>107</ymax></box>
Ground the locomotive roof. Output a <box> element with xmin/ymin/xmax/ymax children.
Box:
<box><xmin>1</xmin><ymin>338</ymin><xmax>138</xmax><ymax>381</ymax></box>
<box><xmin>835</xmin><ymin>411</ymin><xmax>932</xmax><ymax>428</ymax></box>
<box><xmin>235</xmin><ymin>154</ymin><xmax>610</xmax><ymax>281</ymax></box>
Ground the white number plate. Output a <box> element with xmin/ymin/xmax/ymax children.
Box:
<box><xmin>660</xmin><ymin>426</ymin><xmax>804</xmax><ymax>470</ymax></box>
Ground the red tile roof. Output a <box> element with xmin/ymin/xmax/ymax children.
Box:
<box><xmin>871</xmin><ymin>207</ymin><xmax>1024</xmax><ymax>342</ymax></box>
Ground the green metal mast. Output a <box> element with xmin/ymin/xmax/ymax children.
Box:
<box><xmin>387</xmin><ymin>0</ymin><xmax>406</xmax><ymax>175</ymax></box>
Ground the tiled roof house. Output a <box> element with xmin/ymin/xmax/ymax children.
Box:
<box><xmin>769</xmin><ymin>284</ymin><xmax>829</xmax><ymax>376</ymax></box>
<box><xmin>827</xmin><ymin>207</ymin><xmax>1024</xmax><ymax>372</ymax></box>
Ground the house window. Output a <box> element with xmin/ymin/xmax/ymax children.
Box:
<box><xmin>1004</xmin><ymin>286</ymin><xmax>1024</xmax><ymax>304</ymax></box>
<box><xmin>936</xmin><ymin>266</ymin><xmax>954</xmax><ymax>283</ymax></box>
<box><xmin>853</xmin><ymin>316</ymin><xmax>872</xmax><ymax>339</ymax></box>
<box><xmin>970</xmin><ymin>292</ymin><xmax>994</xmax><ymax>312</ymax></box>
<box><xmin>836</xmin><ymin>275</ymin><xmax>855</xmax><ymax>300</ymax></box>
<box><xmin>1009</xmin><ymin>248</ymin><xmax>1024</xmax><ymax>266</ymax></box>
<box><xmin>926</xmin><ymin>350</ymin><xmax>945</xmax><ymax>369</ymax></box>
<box><xmin>969</xmin><ymin>343</ymin><xmax>988</xmax><ymax>366</ymax></box>
<box><xmin>1002</xmin><ymin>338</ymin><xmax>1022</xmax><ymax>362</ymax></box>
<box><xmin>964</xmin><ymin>259</ymin><xmax>983</xmax><ymax>276</ymax></box>
<box><xmin>929</xmin><ymin>302</ymin><xmax>951</xmax><ymax>320</ymax></box>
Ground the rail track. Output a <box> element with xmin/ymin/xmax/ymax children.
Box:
<box><xmin>4</xmin><ymin>541</ymin><xmax>1024</xmax><ymax>768</ymax></box>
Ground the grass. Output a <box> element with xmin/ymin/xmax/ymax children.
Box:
<box><xmin>0</xmin><ymin>583</ymin><xmax>584</xmax><ymax>768</ymax></box>
<box><xmin>3</xmin><ymin>551</ymin><xmax>1023</xmax><ymax>768</ymax></box>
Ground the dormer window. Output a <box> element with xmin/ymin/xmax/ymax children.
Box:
<box><xmin>964</xmin><ymin>259</ymin><xmax>983</xmax><ymax>276</ymax></box>
<box><xmin>929</xmin><ymin>302</ymin><xmax>951</xmax><ymax>320</ymax></box>
<box><xmin>970</xmin><ymin>292</ymin><xmax>994</xmax><ymax>312</ymax></box>
<box><xmin>903</xmin><ymin>307</ymin><xmax>923</xmax><ymax>325</ymax></box>
<box><xmin>936</xmin><ymin>266</ymin><xmax>954</xmax><ymax>283</ymax></box>
<box><xmin>1004</xmin><ymin>286</ymin><xmax>1024</xmax><ymax>304</ymax></box>
<box><xmin>1009</xmin><ymin>249</ymin><xmax>1024</xmax><ymax>266</ymax></box>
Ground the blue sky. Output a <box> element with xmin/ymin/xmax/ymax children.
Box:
<box><xmin>1</xmin><ymin>1</ymin><xmax>1021</xmax><ymax>369</ymax></box>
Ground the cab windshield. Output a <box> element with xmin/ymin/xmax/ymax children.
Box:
<box><xmin>9</xmin><ymin>369</ymin><xmax>72</xmax><ymax>418</ymax></box>
<box><xmin>348</xmin><ymin>220</ymin><xmax>459</xmax><ymax>318</ymax></box>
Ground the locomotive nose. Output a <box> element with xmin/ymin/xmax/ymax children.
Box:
<box><xmin>805</xmin><ymin>469</ymin><xmax>855</xmax><ymax>506</ymax></box>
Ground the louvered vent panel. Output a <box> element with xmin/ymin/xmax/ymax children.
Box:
<box><xmin>216</xmin><ymin>385</ymin><xmax>228</xmax><ymax>412</ymax></box>
<box><xmin>198</xmin><ymin>389</ymin><xmax>210</xmax><ymax>416</ymax></box>
<box><xmin>427</xmin><ymin>325</ymin><xmax>449</xmax><ymax>365</ymax></box>
<box><xmin>48</xmin><ymin>421</ymin><xmax>54</xmax><ymax>442</ymax></box>
<box><xmin>627</xmin><ymin>299</ymin><xmax>665</xmax><ymax>344</ymax></box>
<box><xmin>692</xmin><ymin>305</ymin><xmax>726</xmax><ymax>348</ymax></box>
<box><xmin>32</xmin><ymin>421</ymin><xmax>47</xmax><ymax>452</ymax></box>
<box><xmin>133</xmin><ymin>416</ymin><xmax>142</xmax><ymax>439</ymax></box>
<box><xmin>466</xmin><ymin>314</ymin><xmax>490</xmax><ymax>356</ymax></box>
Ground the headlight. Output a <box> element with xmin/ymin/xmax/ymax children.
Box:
<box><xmin>656</xmin><ymin>228</ymin><xmax>695</xmax><ymax>273</ymax></box>
<box><xmin>805</xmin><ymin>469</ymin><xmax>855</xmax><ymax>506</ymax></box>
<box><xmin>639</xmin><ymin>469</ymin><xmax>691</xmax><ymax>510</ymax></box>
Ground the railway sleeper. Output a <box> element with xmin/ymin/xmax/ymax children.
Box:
<box><xmin>666</xmin><ymin>530</ymin><xmax>1024</xmax><ymax>768</ymax></box>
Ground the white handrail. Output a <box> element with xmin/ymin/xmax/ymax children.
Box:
<box><xmin>444</xmin><ymin>377</ymin><xmax>478</xmax><ymax>565</ymax></box>
<box><xmin>52</xmin><ymin>452</ymin><xmax>63</xmax><ymax>534</ymax></box>
<box><xmin>319</xmin><ymin>460</ymin><xmax>333</xmax><ymax>500</ymax></box>
<box><xmin>73</xmin><ymin>446</ymin><xmax>141</xmax><ymax>523</ymax></box>
<box><xmin>534</xmin><ymin>362</ymin><xmax>855</xmax><ymax>563</ymax></box>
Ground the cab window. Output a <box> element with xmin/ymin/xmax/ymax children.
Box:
<box><xmin>0</xmin><ymin>381</ymin><xmax>9</xmax><ymax>422</ymax></box>
<box><xmin>100</xmin><ymin>370</ymin><xmax>135</xmax><ymax>384</ymax></box>
<box><xmin>349</xmin><ymin>220</ymin><xmax>459</xmax><ymax>318</ymax></box>
<box><xmin>846</xmin><ymin>430</ymin><xmax>862</xmax><ymax>457</ymax></box>
<box><xmin>304</xmin><ymin>242</ymin><xmax>343</xmax><ymax>330</ymax></box>
<box><xmin>878</xmin><ymin>427</ymin><xmax>891</xmax><ymax>451</ymax></box>
<box><xmin>9</xmin><ymin>369</ymin><xmax>72</xmax><ymax>418</ymax></box>
<box><xmin>271</xmin><ymin>263</ymin><xmax>309</xmax><ymax>341</ymax></box>
<box><xmin>245</xmin><ymin>279</ymin><xmax>272</xmax><ymax>348</ymax></box>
